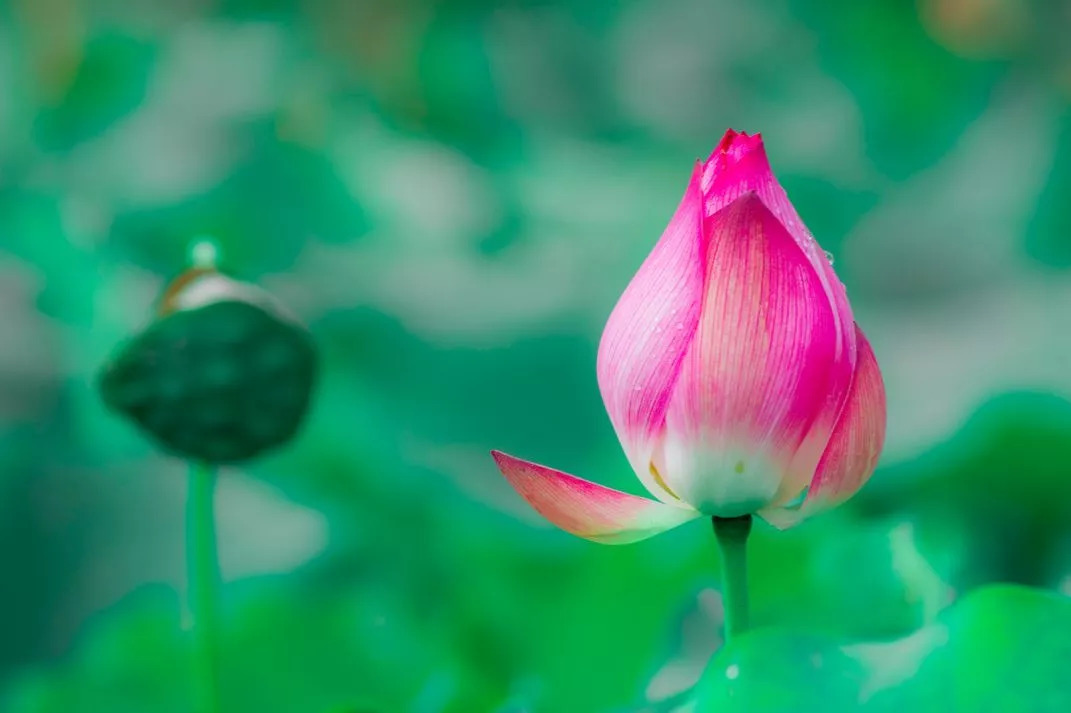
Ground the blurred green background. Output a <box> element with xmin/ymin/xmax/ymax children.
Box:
<box><xmin>2</xmin><ymin>0</ymin><xmax>1071</xmax><ymax>711</ymax></box>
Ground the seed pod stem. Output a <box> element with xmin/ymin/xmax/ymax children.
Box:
<box><xmin>187</xmin><ymin>461</ymin><xmax>221</xmax><ymax>713</ymax></box>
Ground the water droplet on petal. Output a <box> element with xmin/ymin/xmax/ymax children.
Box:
<box><xmin>823</xmin><ymin>250</ymin><xmax>835</xmax><ymax>265</ymax></box>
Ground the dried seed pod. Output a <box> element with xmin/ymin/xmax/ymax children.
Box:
<box><xmin>99</xmin><ymin>267</ymin><xmax>317</xmax><ymax>463</ymax></box>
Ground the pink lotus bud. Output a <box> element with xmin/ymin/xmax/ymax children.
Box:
<box><xmin>493</xmin><ymin>130</ymin><xmax>886</xmax><ymax>543</ymax></box>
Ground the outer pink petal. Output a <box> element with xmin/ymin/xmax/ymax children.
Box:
<box><xmin>760</xmin><ymin>325</ymin><xmax>886</xmax><ymax>529</ymax></box>
<box><xmin>700</xmin><ymin>130</ymin><xmax>858</xmax><ymax>504</ymax></box>
<box><xmin>491</xmin><ymin>451</ymin><xmax>700</xmax><ymax>544</ymax></box>
<box><xmin>596</xmin><ymin>164</ymin><xmax>705</xmax><ymax>503</ymax></box>
<box><xmin>660</xmin><ymin>193</ymin><xmax>850</xmax><ymax>517</ymax></box>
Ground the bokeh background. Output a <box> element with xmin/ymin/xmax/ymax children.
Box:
<box><xmin>2</xmin><ymin>0</ymin><xmax>1071</xmax><ymax>711</ymax></box>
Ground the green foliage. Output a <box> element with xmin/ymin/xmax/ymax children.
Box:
<box><xmin>35</xmin><ymin>33</ymin><xmax>156</xmax><ymax>150</ymax></box>
<box><xmin>110</xmin><ymin>136</ymin><xmax>369</xmax><ymax>276</ymax></box>
<box><xmin>799</xmin><ymin>0</ymin><xmax>1003</xmax><ymax>179</ymax></box>
<box><xmin>693</xmin><ymin>585</ymin><xmax>1071</xmax><ymax>713</ymax></box>
<box><xmin>3</xmin><ymin>0</ymin><xmax>1071</xmax><ymax>710</ymax></box>
<box><xmin>858</xmin><ymin>393</ymin><xmax>1071</xmax><ymax>588</ymax></box>
<box><xmin>1027</xmin><ymin>117</ymin><xmax>1071</xmax><ymax>268</ymax></box>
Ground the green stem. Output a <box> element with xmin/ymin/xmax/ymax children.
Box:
<box><xmin>187</xmin><ymin>461</ymin><xmax>221</xmax><ymax>713</ymax></box>
<box><xmin>712</xmin><ymin>514</ymin><xmax>752</xmax><ymax>644</ymax></box>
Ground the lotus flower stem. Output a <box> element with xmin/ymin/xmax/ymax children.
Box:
<box><xmin>713</xmin><ymin>514</ymin><xmax>752</xmax><ymax>643</ymax></box>
<box><xmin>187</xmin><ymin>461</ymin><xmax>221</xmax><ymax>713</ymax></box>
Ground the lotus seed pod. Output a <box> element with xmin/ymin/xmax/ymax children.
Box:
<box><xmin>98</xmin><ymin>266</ymin><xmax>317</xmax><ymax>463</ymax></box>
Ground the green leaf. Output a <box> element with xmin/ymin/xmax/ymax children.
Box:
<box><xmin>1</xmin><ymin>579</ymin><xmax>506</xmax><ymax>713</ymax></box>
<box><xmin>931</xmin><ymin>585</ymin><xmax>1071</xmax><ymax>712</ymax></box>
<box><xmin>693</xmin><ymin>629</ymin><xmax>867</xmax><ymax>712</ymax></box>
<box><xmin>858</xmin><ymin>392</ymin><xmax>1071</xmax><ymax>588</ymax></box>
<box><xmin>692</xmin><ymin>585</ymin><xmax>1071</xmax><ymax>713</ymax></box>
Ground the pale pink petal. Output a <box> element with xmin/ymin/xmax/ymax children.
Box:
<box><xmin>491</xmin><ymin>451</ymin><xmax>700</xmax><ymax>544</ymax></box>
<box><xmin>760</xmin><ymin>325</ymin><xmax>886</xmax><ymax>528</ymax></box>
<box><xmin>596</xmin><ymin>164</ymin><xmax>705</xmax><ymax>503</ymax></box>
<box><xmin>660</xmin><ymin>193</ymin><xmax>852</xmax><ymax>516</ymax></box>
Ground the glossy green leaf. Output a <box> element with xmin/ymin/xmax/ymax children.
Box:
<box><xmin>693</xmin><ymin>585</ymin><xmax>1071</xmax><ymax>713</ymax></box>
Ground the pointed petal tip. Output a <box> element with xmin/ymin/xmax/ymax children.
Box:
<box><xmin>723</xmin><ymin>189</ymin><xmax>763</xmax><ymax>209</ymax></box>
<box><xmin>701</xmin><ymin>131</ymin><xmax>773</xmax><ymax>199</ymax></box>
<box><xmin>715</xmin><ymin>128</ymin><xmax>740</xmax><ymax>152</ymax></box>
<box><xmin>700</xmin><ymin>191</ymin><xmax>775</xmax><ymax>241</ymax></box>
<box><xmin>715</xmin><ymin>128</ymin><xmax>762</xmax><ymax>148</ymax></box>
<box><xmin>757</xmin><ymin>505</ymin><xmax>802</xmax><ymax>531</ymax></box>
<box><xmin>709</xmin><ymin>129</ymin><xmax>767</xmax><ymax>163</ymax></box>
